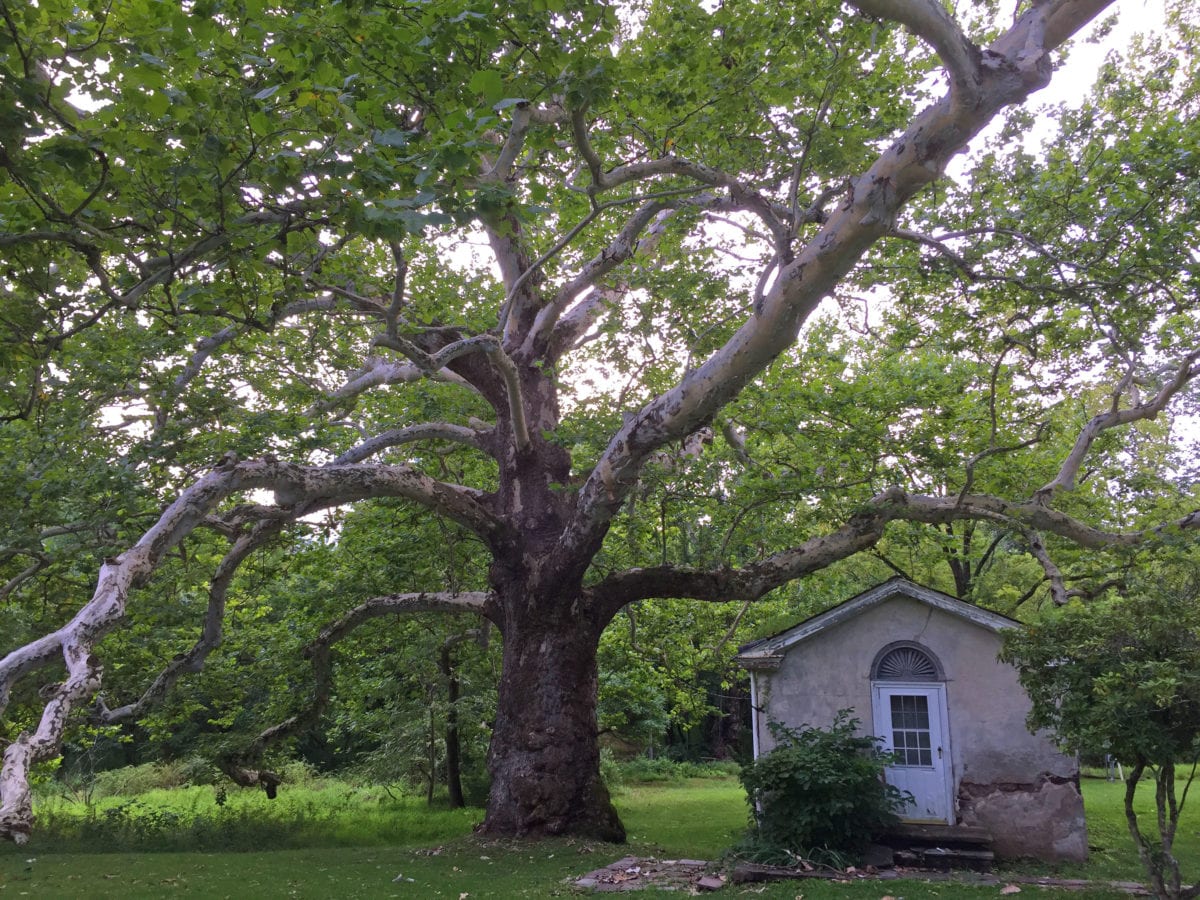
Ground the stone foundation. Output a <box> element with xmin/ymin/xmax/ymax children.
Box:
<box><xmin>958</xmin><ymin>774</ymin><xmax>1088</xmax><ymax>862</ymax></box>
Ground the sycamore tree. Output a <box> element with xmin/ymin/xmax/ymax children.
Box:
<box><xmin>1</xmin><ymin>0</ymin><xmax>1198</xmax><ymax>844</ymax></box>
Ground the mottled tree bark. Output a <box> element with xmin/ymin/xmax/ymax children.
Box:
<box><xmin>479</xmin><ymin>586</ymin><xmax>624</xmax><ymax>841</ymax></box>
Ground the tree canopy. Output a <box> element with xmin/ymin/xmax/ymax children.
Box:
<box><xmin>1</xmin><ymin>0</ymin><xmax>1198</xmax><ymax>843</ymax></box>
<box><xmin>1003</xmin><ymin>559</ymin><xmax>1200</xmax><ymax>899</ymax></box>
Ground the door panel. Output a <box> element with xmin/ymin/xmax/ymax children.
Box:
<box><xmin>872</xmin><ymin>684</ymin><xmax>952</xmax><ymax>824</ymax></box>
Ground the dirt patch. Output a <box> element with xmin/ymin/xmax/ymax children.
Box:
<box><xmin>574</xmin><ymin>856</ymin><xmax>1155</xmax><ymax>895</ymax></box>
<box><xmin>574</xmin><ymin>856</ymin><xmax>725</xmax><ymax>892</ymax></box>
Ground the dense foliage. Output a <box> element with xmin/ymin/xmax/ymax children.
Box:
<box><xmin>1003</xmin><ymin>562</ymin><xmax>1200</xmax><ymax>900</ymax></box>
<box><xmin>738</xmin><ymin>712</ymin><xmax>907</xmax><ymax>862</ymax></box>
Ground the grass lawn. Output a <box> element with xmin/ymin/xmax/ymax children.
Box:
<box><xmin>0</xmin><ymin>775</ymin><xmax>1193</xmax><ymax>898</ymax></box>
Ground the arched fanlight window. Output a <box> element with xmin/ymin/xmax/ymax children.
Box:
<box><xmin>872</xmin><ymin>643</ymin><xmax>941</xmax><ymax>681</ymax></box>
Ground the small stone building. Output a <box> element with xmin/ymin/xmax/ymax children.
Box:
<box><xmin>735</xmin><ymin>577</ymin><xmax>1087</xmax><ymax>861</ymax></box>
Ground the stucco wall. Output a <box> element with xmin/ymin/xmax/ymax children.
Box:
<box><xmin>751</xmin><ymin>594</ymin><xmax>1086</xmax><ymax>861</ymax></box>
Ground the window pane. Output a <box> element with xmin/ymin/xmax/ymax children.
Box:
<box><xmin>888</xmin><ymin>694</ymin><xmax>933</xmax><ymax>768</ymax></box>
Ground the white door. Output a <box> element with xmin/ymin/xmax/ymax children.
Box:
<box><xmin>871</xmin><ymin>684</ymin><xmax>953</xmax><ymax>824</ymax></box>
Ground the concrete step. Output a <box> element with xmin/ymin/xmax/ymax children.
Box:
<box><xmin>883</xmin><ymin>823</ymin><xmax>994</xmax><ymax>849</ymax></box>
<box><xmin>896</xmin><ymin>846</ymin><xmax>996</xmax><ymax>872</ymax></box>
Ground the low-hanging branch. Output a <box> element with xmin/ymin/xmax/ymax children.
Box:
<box><xmin>93</xmin><ymin>519</ymin><xmax>286</xmax><ymax>725</ymax></box>
<box><xmin>589</xmin><ymin>488</ymin><xmax>1200</xmax><ymax>616</ymax></box>
<box><xmin>221</xmin><ymin>591</ymin><xmax>491</xmax><ymax>792</ymax></box>
<box><xmin>0</xmin><ymin>457</ymin><xmax>505</xmax><ymax>842</ymax></box>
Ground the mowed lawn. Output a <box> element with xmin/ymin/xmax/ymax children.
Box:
<box><xmin>0</xmin><ymin>776</ymin><xmax>1194</xmax><ymax>898</ymax></box>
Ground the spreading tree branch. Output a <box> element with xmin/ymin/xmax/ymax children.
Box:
<box><xmin>590</xmin><ymin>487</ymin><xmax>1199</xmax><ymax>615</ymax></box>
<box><xmin>308</xmin><ymin>356</ymin><xmax>474</xmax><ymax>416</ymax></box>
<box><xmin>372</xmin><ymin>333</ymin><xmax>530</xmax><ymax>451</ymax></box>
<box><xmin>559</xmin><ymin>0</ymin><xmax>1115</xmax><ymax>564</ymax></box>
<box><xmin>93</xmin><ymin>520</ymin><xmax>284</xmax><ymax>724</ymax></box>
<box><xmin>0</xmin><ymin>458</ymin><xmax>502</xmax><ymax>842</ymax></box>
<box><xmin>1037</xmin><ymin>351</ymin><xmax>1200</xmax><ymax>500</ymax></box>
<box><xmin>222</xmin><ymin>591</ymin><xmax>490</xmax><ymax>789</ymax></box>
<box><xmin>1025</xmin><ymin>529</ymin><xmax>1069</xmax><ymax>605</ymax></box>
<box><xmin>335</xmin><ymin>423</ymin><xmax>491</xmax><ymax>464</ymax></box>
<box><xmin>847</xmin><ymin>0</ymin><xmax>980</xmax><ymax>107</ymax></box>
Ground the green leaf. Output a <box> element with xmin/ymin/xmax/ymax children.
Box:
<box><xmin>468</xmin><ymin>69</ymin><xmax>504</xmax><ymax>104</ymax></box>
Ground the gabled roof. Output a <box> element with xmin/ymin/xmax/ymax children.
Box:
<box><xmin>735</xmin><ymin>577</ymin><xmax>1022</xmax><ymax>670</ymax></box>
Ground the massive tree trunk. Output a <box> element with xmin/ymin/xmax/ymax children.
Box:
<box><xmin>479</xmin><ymin>584</ymin><xmax>624</xmax><ymax>841</ymax></box>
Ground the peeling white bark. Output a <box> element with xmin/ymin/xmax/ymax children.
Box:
<box><xmin>0</xmin><ymin>461</ymin><xmax>502</xmax><ymax>841</ymax></box>
<box><xmin>308</xmin><ymin>357</ymin><xmax>472</xmax><ymax>416</ymax></box>
<box><xmin>1026</xmin><ymin>530</ymin><xmax>1070</xmax><ymax>606</ymax></box>
<box><xmin>560</xmin><ymin>0</ymin><xmax>1116</xmax><ymax>561</ymax></box>
<box><xmin>371</xmin><ymin>333</ymin><xmax>531</xmax><ymax>451</ymax></box>
<box><xmin>335</xmin><ymin>423</ymin><xmax>490</xmax><ymax>464</ymax></box>
<box><xmin>0</xmin><ymin>0</ymin><xmax>1168</xmax><ymax>846</ymax></box>
<box><xmin>848</xmin><ymin>0</ymin><xmax>980</xmax><ymax>106</ymax></box>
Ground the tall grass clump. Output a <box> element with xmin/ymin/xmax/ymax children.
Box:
<box><xmin>27</xmin><ymin>778</ymin><xmax>480</xmax><ymax>853</ymax></box>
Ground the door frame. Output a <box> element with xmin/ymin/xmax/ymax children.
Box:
<box><xmin>871</xmin><ymin>681</ymin><xmax>955</xmax><ymax>824</ymax></box>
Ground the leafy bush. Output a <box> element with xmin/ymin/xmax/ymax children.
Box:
<box><xmin>28</xmin><ymin>782</ymin><xmax>481</xmax><ymax>852</ymax></box>
<box><xmin>738</xmin><ymin>711</ymin><xmax>908</xmax><ymax>861</ymax></box>
<box><xmin>177</xmin><ymin>756</ymin><xmax>221</xmax><ymax>787</ymax></box>
<box><xmin>279</xmin><ymin>759</ymin><xmax>320</xmax><ymax>786</ymax></box>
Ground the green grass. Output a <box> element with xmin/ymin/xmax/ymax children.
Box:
<box><xmin>0</xmin><ymin>773</ymin><xmax>1194</xmax><ymax>898</ymax></box>
<box><xmin>616</xmin><ymin>777</ymin><xmax>749</xmax><ymax>858</ymax></box>
<box><xmin>22</xmin><ymin>781</ymin><xmax>481</xmax><ymax>852</ymax></box>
